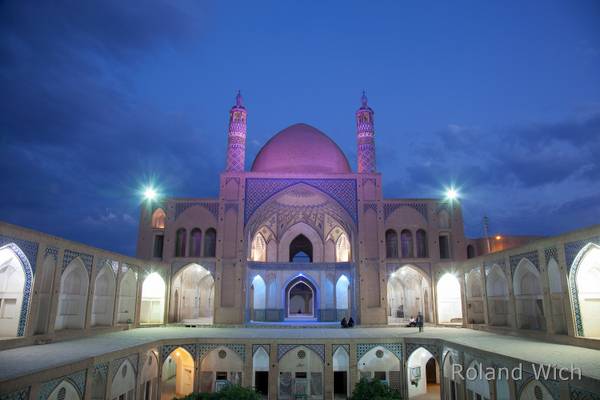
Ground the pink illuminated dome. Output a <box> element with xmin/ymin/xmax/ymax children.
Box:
<box><xmin>251</xmin><ymin>123</ymin><xmax>351</xmax><ymax>174</ymax></box>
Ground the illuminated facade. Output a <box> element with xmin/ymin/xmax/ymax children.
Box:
<box><xmin>136</xmin><ymin>93</ymin><xmax>471</xmax><ymax>326</ymax></box>
<box><xmin>0</xmin><ymin>94</ymin><xmax>599</xmax><ymax>399</ymax></box>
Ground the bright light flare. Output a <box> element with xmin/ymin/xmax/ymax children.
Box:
<box><xmin>445</xmin><ymin>187</ymin><xmax>459</xmax><ymax>200</ymax></box>
<box><xmin>143</xmin><ymin>186</ymin><xmax>157</xmax><ymax>201</ymax></box>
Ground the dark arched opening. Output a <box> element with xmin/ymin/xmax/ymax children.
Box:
<box><xmin>467</xmin><ymin>245</ymin><xmax>476</xmax><ymax>259</ymax></box>
<box><xmin>289</xmin><ymin>234</ymin><xmax>313</xmax><ymax>262</ymax></box>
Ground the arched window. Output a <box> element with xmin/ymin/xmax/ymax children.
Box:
<box><xmin>416</xmin><ymin>229</ymin><xmax>428</xmax><ymax>258</ymax></box>
<box><xmin>467</xmin><ymin>245</ymin><xmax>476</xmax><ymax>259</ymax></box>
<box><xmin>204</xmin><ymin>228</ymin><xmax>217</xmax><ymax>257</ymax></box>
<box><xmin>55</xmin><ymin>258</ymin><xmax>89</xmax><ymax>330</ymax></box>
<box><xmin>251</xmin><ymin>233</ymin><xmax>267</xmax><ymax>262</ymax></box>
<box><xmin>335</xmin><ymin>233</ymin><xmax>351</xmax><ymax>262</ymax></box>
<box><xmin>385</xmin><ymin>230</ymin><xmax>398</xmax><ymax>258</ymax></box>
<box><xmin>189</xmin><ymin>228</ymin><xmax>202</xmax><ymax>257</ymax></box>
<box><xmin>91</xmin><ymin>265</ymin><xmax>116</xmax><ymax>327</ymax></box>
<box><xmin>151</xmin><ymin>208</ymin><xmax>166</xmax><ymax>229</ymax></box>
<box><xmin>290</xmin><ymin>234</ymin><xmax>313</xmax><ymax>262</ymax></box>
<box><xmin>401</xmin><ymin>230</ymin><xmax>414</xmax><ymax>258</ymax></box>
<box><xmin>175</xmin><ymin>228</ymin><xmax>186</xmax><ymax>257</ymax></box>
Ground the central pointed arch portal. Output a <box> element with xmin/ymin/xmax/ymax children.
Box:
<box><xmin>285</xmin><ymin>276</ymin><xmax>318</xmax><ymax>320</ymax></box>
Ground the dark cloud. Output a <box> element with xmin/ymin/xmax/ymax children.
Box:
<box><xmin>0</xmin><ymin>1</ymin><xmax>218</xmax><ymax>255</ymax></box>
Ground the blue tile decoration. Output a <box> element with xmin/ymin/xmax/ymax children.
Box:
<box><xmin>62</xmin><ymin>249</ymin><xmax>93</xmax><ymax>274</ymax></box>
<box><xmin>363</xmin><ymin>203</ymin><xmax>378</xmax><ymax>213</ymax></box>
<box><xmin>244</xmin><ymin>178</ymin><xmax>358</xmax><ymax>225</ymax></box>
<box><xmin>247</xmin><ymin>261</ymin><xmax>352</xmax><ymax>272</ymax></box>
<box><xmin>110</xmin><ymin>355</ymin><xmax>138</xmax><ymax>380</ymax></box>
<box><xmin>543</xmin><ymin>247</ymin><xmax>558</xmax><ymax>264</ymax></box>
<box><xmin>484</xmin><ymin>258</ymin><xmax>507</xmax><ymax>277</ymax></box>
<box><xmin>332</xmin><ymin>344</ymin><xmax>350</xmax><ymax>356</ymax></box>
<box><xmin>570</xmin><ymin>385</ymin><xmax>600</xmax><ymax>400</ymax></box>
<box><xmin>0</xmin><ymin>238</ymin><xmax>37</xmax><ymax>337</ymax></box>
<box><xmin>0</xmin><ymin>234</ymin><xmax>39</xmax><ymax>273</ymax></box>
<box><xmin>383</xmin><ymin>202</ymin><xmax>428</xmax><ymax>222</ymax></box>
<box><xmin>406</xmin><ymin>342</ymin><xmax>440</xmax><ymax>361</ymax></box>
<box><xmin>198</xmin><ymin>344</ymin><xmax>246</xmax><ymax>362</ymax></box>
<box><xmin>252</xmin><ymin>344</ymin><xmax>270</xmax><ymax>356</ymax></box>
<box><xmin>0</xmin><ymin>387</ymin><xmax>30</xmax><ymax>400</ymax></box>
<box><xmin>357</xmin><ymin>343</ymin><xmax>402</xmax><ymax>362</ymax></box>
<box><xmin>174</xmin><ymin>201</ymin><xmax>219</xmax><ymax>220</ymax></box>
<box><xmin>516</xmin><ymin>373</ymin><xmax>559</xmax><ymax>400</ymax></box>
<box><xmin>44</xmin><ymin>246</ymin><xmax>58</xmax><ymax>261</ymax></box>
<box><xmin>161</xmin><ymin>344</ymin><xmax>198</xmax><ymax>361</ymax></box>
<box><xmin>565</xmin><ymin>237</ymin><xmax>600</xmax><ymax>270</ymax></box>
<box><xmin>38</xmin><ymin>370</ymin><xmax>86</xmax><ymax>400</ymax></box>
<box><xmin>510</xmin><ymin>251</ymin><xmax>539</xmax><ymax>275</ymax></box>
<box><xmin>94</xmin><ymin>362</ymin><xmax>109</xmax><ymax>380</ymax></box>
<box><xmin>278</xmin><ymin>344</ymin><xmax>325</xmax><ymax>362</ymax></box>
<box><xmin>566</xmin><ymin>240</ymin><xmax>600</xmax><ymax>337</ymax></box>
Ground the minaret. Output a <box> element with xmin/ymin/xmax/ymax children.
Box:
<box><xmin>356</xmin><ymin>91</ymin><xmax>376</xmax><ymax>173</ymax></box>
<box><xmin>225</xmin><ymin>91</ymin><xmax>247</xmax><ymax>172</ymax></box>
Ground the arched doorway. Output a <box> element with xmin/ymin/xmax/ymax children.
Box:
<box><xmin>199</xmin><ymin>347</ymin><xmax>243</xmax><ymax>393</ymax></box>
<box><xmin>279</xmin><ymin>346</ymin><xmax>324</xmax><ymax>399</ymax></box>
<box><xmin>570</xmin><ymin>244</ymin><xmax>600</xmax><ymax>338</ymax></box>
<box><xmin>169</xmin><ymin>264</ymin><xmax>214</xmax><ymax>324</ymax></box>
<box><xmin>486</xmin><ymin>265</ymin><xmax>509</xmax><ymax>326</ymax></box>
<box><xmin>465</xmin><ymin>360</ymin><xmax>491</xmax><ymax>400</ymax></box>
<box><xmin>436</xmin><ymin>273</ymin><xmax>462</xmax><ymax>324</ymax></box>
<box><xmin>161</xmin><ymin>347</ymin><xmax>194</xmax><ymax>400</ymax></box>
<box><xmin>140</xmin><ymin>273</ymin><xmax>165</xmax><ymax>324</ymax></box>
<box><xmin>407</xmin><ymin>347</ymin><xmax>439</xmax><ymax>398</ymax></box>
<box><xmin>250</xmin><ymin>275</ymin><xmax>266</xmax><ymax>321</ymax></box>
<box><xmin>140</xmin><ymin>351</ymin><xmax>159</xmax><ymax>400</ymax></box>
<box><xmin>336</xmin><ymin>275</ymin><xmax>350</xmax><ymax>320</ymax></box>
<box><xmin>111</xmin><ymin>359</ymin><xmax>136</xmax><ymax>400</ymax></box>
<box><xmin>0</xmin><ymin>245</ymin><xmax>30</xmax><ymax>337</ymax></box>
<box><xmin>285</xmin><ymin>277</ymin><xmax>316</xmax><ymax>320</ymax></box>
<box><xmin>442</xmin><ymin>353</ymin><xmax>459</xmax><ymax>400</ymax></box>
<box><xmin>252</xmin><ymin>346</ymin><xmax>269</xmax><ymax>397</ymax></box>
<box><xmin>290</xmin><ymin>234</ymin><xmax>313</xmax><ymax>262</ymax></box>
<box><xmin>465</xmin><ymin>269</ymin><xmax>484</xmax><ymax>324</ymax></box>
<box><xmin>513</xmin><ymin>259</ymin><xmax>544</xmax><ymax>330</ymax></box>
<box><xmin>357</xmin><ymin>346</ymin><xmax>401</xmax><ymax>390</ymax></box>
<box><xmin>55</xmin><ymin>258</ymin><xmax>89</xmax><ymax>331</ymax></box>
<box><xmin>333</xmin><ymin>346</ymin><xmax>350</xmax><ymax>399</ymax></box>
<box><xmin>91</xmin><ymin>264</ymin><xmax>116</xmax><ymax>327</ymax></box>
<box><xmin>47</xmin><ymin>380</ymin><xmax>81</xmax><ymax>400</ymax></box>
<box><xmin>117</xmin><ymin>269</ymin><xmax>137</xmax><ymax>324</ymax></box>
<box><xmin>387</xmin><ymin>265</ymin><xmax>432</xmax><ymax>324</ymax></box>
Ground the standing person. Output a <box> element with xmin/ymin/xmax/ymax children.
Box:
<box><xmin>417</xmin><ymin>312</ymin><xmax>423</xmax><ymax>333</ymax></box>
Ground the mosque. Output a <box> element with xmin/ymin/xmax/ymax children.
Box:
<box><xmin>0</xmin><ymin>93</ymin><xmax>599</xmax><ymax>400</ymax></box>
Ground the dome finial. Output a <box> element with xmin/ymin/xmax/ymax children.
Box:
<box><xmin>235</xmin><ymin>90</ymin><xmax>243</xmax><ymax>107</ymax></box>
<box><xmin>361</xmin><ymin>90</ymin><xmax>368</xmax><ymax>107</ymax></box>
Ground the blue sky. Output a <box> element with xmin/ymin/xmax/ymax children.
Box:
<box><xmin>1</xmin><ymin>1</ymin><xmax>599</xmax><ymax>255</ymax></box>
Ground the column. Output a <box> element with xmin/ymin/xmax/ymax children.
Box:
<box><xmin>268</xmin><ymin>343</ymin><xmax>278</xmax><ymax>400</ymax></box>
<box><xmin>243</xmin><ymin>344</ymin><xmax>253</xmax><ymax>388</ymax></box>
<box><xmin>324</xmin><ymin>344</ymin><xmax>333</xmax><ymax>399</ymax></box>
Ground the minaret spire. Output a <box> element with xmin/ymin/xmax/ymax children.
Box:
<box><xmin>225</xmin><ymin>90</ymin><xmax>247</xmax><ymax>172</ymax></box>
<box><xmin>356</xmin><ymin>91</ymin><xmax>376</xmax><ymax>173</ymax></box>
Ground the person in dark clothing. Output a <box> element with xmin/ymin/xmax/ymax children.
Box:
<box><xmin>416</xmin><ymin>312</ymin><xmax>424</xmax><ymax>332</ymax></box>
<box><xmin>341</xmin><ymin>317</ymin><xmax>348</xmax><ymax>328</ymax></box>
<box><xmin>348</xmin><ymin>317</ymin><xmax>354</xmax><ymax>328</ymax></box>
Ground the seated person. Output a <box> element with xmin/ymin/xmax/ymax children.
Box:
<box><xmin>341</xmin><ymin>317</ymin><xmax>348</xmax><ymax>328</ymax></box>
<box><xmin>348</xmin><ymin>317</ymin><xmax>354</xmax><ymax>328</ymax></box>
<box><xmin>406</xmin><ymin>316</ymin><xmax>417</xmax><ymax>327</ymax></box>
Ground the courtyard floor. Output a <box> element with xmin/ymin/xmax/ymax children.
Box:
<box><xmin>1</xmin><ymin>326</ymin><xmax>599</xmax><ymax>383</ymax></box>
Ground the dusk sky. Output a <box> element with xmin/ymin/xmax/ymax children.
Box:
<box><xmin>1</xmin><ymin>1</ymin><xmax>599</xmax><ymax>256</ymax></box>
